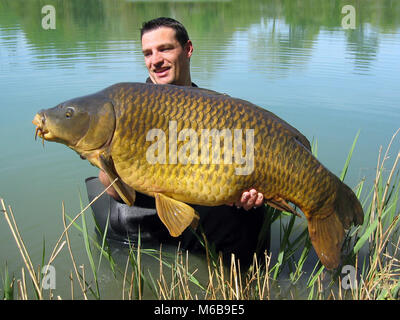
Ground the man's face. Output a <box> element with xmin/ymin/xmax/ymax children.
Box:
<box><xmin>142</xmin><ymin>27</ymin><xmax>193</xmax><ymax>86</ymax></box>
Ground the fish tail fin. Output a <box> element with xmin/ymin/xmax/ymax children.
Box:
<box><xmin>307</xmin><ymin>211</ymin><xmax>345</xmax><ymax>270</ymax></box>
<box><xmin>306</xmin><ymin>182</ymin><xmax>364</xmax><ymax>270</ymax></box>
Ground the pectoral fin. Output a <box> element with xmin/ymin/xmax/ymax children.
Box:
<box><xmin>155</xmin><ymin>193</ymin><xmax>199</xmax><ymax>237</ymax></box>
<box><xmin>99</xmin><ymin>155</ymin><xmax>135</xmax><ymax>206</ymax></box>
<box><xmin>266</xmin><ymin>196</ymin><xmax>301</xmax><ymax>218</ymax></box>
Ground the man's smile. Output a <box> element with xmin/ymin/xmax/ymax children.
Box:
<box><xmin>154</xmin><ymin>66</ymin><xmax>171</xmax><ymax>77</ymax></box>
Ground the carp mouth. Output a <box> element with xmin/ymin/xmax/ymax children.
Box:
<box><xmin>32</xmin><ymin>113</ymin><xmax>51</xmax><ymax>145</ymax></box>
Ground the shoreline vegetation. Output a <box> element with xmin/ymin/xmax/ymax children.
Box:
<box><xmin>1</xmin><ymin>130</ymin><xmax>399</xmax><ymax>300</ymax></box>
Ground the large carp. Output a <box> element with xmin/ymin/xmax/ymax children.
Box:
<box><xmin>33</xmin><ymin>82</ymin><xmax>363</xmax><ymax>269</ymax></box>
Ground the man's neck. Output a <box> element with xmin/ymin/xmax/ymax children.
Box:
<box><xmin>146</xmin><ymin>76</ymin><xmax>195</xmax><ymax>87</ymax></box>
<box><xmin>177</xmin><ymin>75</ymin><xmax>192</xmax><ymax>87</ymax></box>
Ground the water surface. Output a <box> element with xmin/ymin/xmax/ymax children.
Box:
<box><xmin>0</xmin><ymin>0</ymin><xmax>399</xmax><ymax>299</ymax></box>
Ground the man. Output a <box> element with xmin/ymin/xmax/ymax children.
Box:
<box><xmin>91</xmin><ymin>17</ymin><xmax>270</xmax><ymax>267</ymax></box>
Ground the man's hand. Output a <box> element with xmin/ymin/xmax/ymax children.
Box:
<box><xmin>228</xmin><ymin>189</ymin><xmax>264</xmax><ymax>211</ymax></box>
<box><xmin>98</xmin><ymin>170</ymin><xmax>121</xmax><ymax>201</ymax></box>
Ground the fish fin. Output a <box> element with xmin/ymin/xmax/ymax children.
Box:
<box><xmin>294</xmin><ymin>135</ymin><xmax>312</xmax><ymax>151</ymax></box>
<box><xmin>335</xmin><ymin>182</ymin><xmax>364</xmax><ymax>228</ymax></box>
<box><xmin>307</xmin><ymin>212</ymin><xmax>344</xmax><ymax>270</ymax></box>
<box><xmin>98</xmin><ymin>155</ymin><xmax>135</xmax><ymax>206</ymax></box>
<box><xmin>266</xmin><ymin>197</ymin><xmax>301</xmax><ymax>217</ymax></box>
<box><xmin>155</xmin><ymin>193</ymin><xmax>199</xmax><ymax>237</ymax></box>
<box><xmin>306</xmin><ymin>182</ymin><xmax>364</xmax><ymax>270</ymax></box>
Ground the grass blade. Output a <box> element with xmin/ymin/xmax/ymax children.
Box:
<box><xmin>2</xmin><ymin>263</ymin><xmax>14</xmax><ymax>300</ymax></box>
<box><xmin>79</xmin><ymin>191</ymin><xmax>100</xmax><ymax>299</ymax></box>
<box><xmin>340</xmin><ymin>130</ymin><xmax>360</xmax><ymax>181</ymax></box>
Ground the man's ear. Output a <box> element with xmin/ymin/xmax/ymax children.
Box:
<box><xmin>185</xmin><ymin>40</ymin><xmax>194</xmax><ymax>58</ymax></box>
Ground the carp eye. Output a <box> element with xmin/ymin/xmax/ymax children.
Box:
<box><xmin>65</xmin><ymin>107</ymin><xmax>74</xmax><ymax>119</ymax></box>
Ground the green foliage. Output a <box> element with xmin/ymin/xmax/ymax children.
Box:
<box><xmin>2</xmin><ymin>130</ymin><xmax>399</xmax><ymax>299</ymax></box>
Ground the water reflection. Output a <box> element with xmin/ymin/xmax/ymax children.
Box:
<box><xmin>1</xmin><ymin>0</ymin><xmax>399</xmax><ymax>76</ymax></box>
<box><xmin>0</xmin><ymin>0</ymin><xmax>400</xmax><ymax>300</ymax></box>
<box><xmin>345</xmin><ymin>25</ymin><xmax>379</xmax><ymax>74</ymax></box>
<box><xmin>241</xmin><ymin>18</ymin><xmax>315</xmax><ymax>78</ymax></box>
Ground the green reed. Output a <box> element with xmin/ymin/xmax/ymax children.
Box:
<box><xmin>1</xmin><ymin>130</ymin><xmax>399</xmax><ymax>300</ymax></box>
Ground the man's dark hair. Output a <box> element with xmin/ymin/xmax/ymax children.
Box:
<box><xmin>140</xmin><ymin>17</ymin><xmax>190</xmax><ymax>48</ymax></box>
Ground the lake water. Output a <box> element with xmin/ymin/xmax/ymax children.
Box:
<box><xmin>0</xmin><ymin>0</ymin><xmax>399</xmax><ymax>299</ymax></box>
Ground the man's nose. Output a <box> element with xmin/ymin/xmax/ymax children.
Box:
<box><xmin>151</xmin><ymin>51</ymin><xmax>163</xmax><ymax>66</ymax></box>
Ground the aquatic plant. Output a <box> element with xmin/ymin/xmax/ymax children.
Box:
<box><xmin>1</xmin><ymin>131</ymin><xmax>399</xmax><ymax>300</ymax></box>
